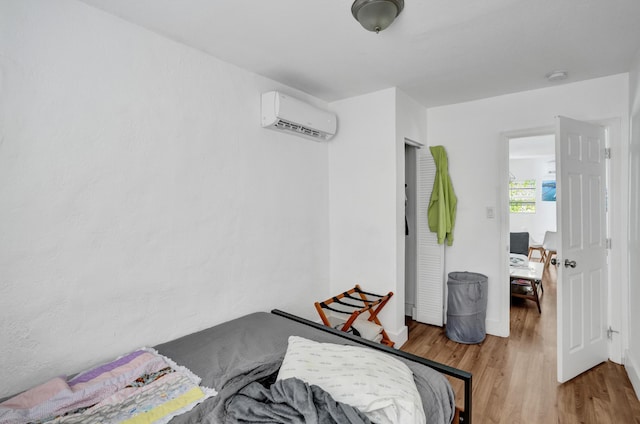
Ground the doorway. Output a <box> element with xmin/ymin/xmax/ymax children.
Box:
<box><xmin>404</xmin><ymin>139</ymin><xmax>445</xmax><ymax>327</ymax></box>
<box><xmin>508</xmin><ymin>134</ymin><xmax>557</xmax><ymax>252</ymax></box>
<box><xmin>507</xmin><ymin>133</ymin><xmax>557</xmax><ymax>333</ymax></box>
<box><xmin>404</xmin><ymin>143</ymin><xmax>418</xmax><ymax>319</ymax></box>
<box><xmin>504</xmin><ymin>118</ymin><xmax>614</xmax><ymax>383</ymax></box>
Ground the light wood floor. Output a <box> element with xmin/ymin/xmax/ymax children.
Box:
<box><xmin>401</xmin><ymin>265</ymin><xmax>640</xmax><ymax>423</ymax></box>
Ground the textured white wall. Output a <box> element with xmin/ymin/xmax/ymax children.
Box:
<box><xmin>328</xmin><ymin>88</ymin><xmax>400</xmax><ymax>338</ymax></box>
<box><xmin>0</xmin><ymin>0</ymin><xmax>329</xmax><ymax>397</ymax></box>
<box><xmin>427</xmin><ymin>75</ymin><xmax>629</xmax><ymax>338</ymax></box>
<box><xmin>327</xmin><ymin>88</ymin><xmax>426</xmax><ymax>347</ymax></box>
<box><xmin>627</xmin><ymin>51</ymin><xmax>640</xmax><ymax>399</ymax></box>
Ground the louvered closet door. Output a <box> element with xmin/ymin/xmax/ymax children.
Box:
<box><xmin>415</xmin><ymin>148</ymin><xmax>445</xmax><ymax>326</ymax></box>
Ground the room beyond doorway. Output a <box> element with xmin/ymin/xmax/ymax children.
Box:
<box><xmin>508</xmin><ymin>134</ymin><xmax>557</xmax><ymax>249</ymax></box>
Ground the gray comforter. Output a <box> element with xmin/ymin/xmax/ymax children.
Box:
<box><xmin>155</xmin><ymin>312</ymin><xmax>455</xmax><ymax>424</ymax></box>
<box><xmin>224</xmin><ymin>377</ymin><xmax>372</xmax><ymax>424</ymax></box>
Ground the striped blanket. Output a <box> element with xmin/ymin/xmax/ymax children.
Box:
<box><xmin>0</xmin><ymin>348</ymin><xmax>216</xmax><ymax>424</ymax></box>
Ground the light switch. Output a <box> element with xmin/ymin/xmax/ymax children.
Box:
<box><xmin>486</xmin><ymin>207</ymin><xmax>495</xmax><ymax>219</ymax></box>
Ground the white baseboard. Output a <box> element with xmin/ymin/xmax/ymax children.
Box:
<box><xmin>387</xmin><ymin>325</ymin><xmax>408</xmax><ymax>349</ymax></box>
<box><xmin>624</xmin><ymin>349</ymin><xmax>640</xmax><ymax>401</ymax></box>
<box><xmin>485</xmin><ymin>317</ymin><xmax>509</xmax><ymax>338</ymax></box>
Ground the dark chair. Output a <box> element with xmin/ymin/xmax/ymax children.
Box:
<box><xmin>510</xmin><ymin>232</ymin><xmax>530</xmax><ymax>256</ymax></box>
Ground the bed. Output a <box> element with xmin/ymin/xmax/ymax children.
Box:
<box><xmin>0</xmin><ymin>310</ymin><xmax>472</xmax><ymax>424</ymax></box>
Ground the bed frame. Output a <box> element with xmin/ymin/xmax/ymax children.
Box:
<box><xmin>271</xmin><ymin>309</ymin><xmax>473</xmax><ymax>424</ymax></box>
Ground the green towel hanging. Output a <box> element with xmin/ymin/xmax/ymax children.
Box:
<box><xmin>427</xmin><ymin>146</ymin><xmax>457</xmax><ymax>246</ymax></box>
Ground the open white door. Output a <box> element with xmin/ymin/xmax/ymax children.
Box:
<box><xmin>556</xmin><ymin>116</ymin><xmax>609</xmax><ymax>383</ymax></box>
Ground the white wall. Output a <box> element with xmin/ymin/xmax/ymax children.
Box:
<box><xmin>626</xmin><ymin>51</ymin><xmax>640</xmax><ymax>399</ymax></box>
<box><xmin>328</xmin><ymin>88</ymin><xmax>400</xmax><ymax>339</ymax></box>
<box><xmin>327</xmin><ymin>88</ymin><xmax>426</xmax><ymax>346</ymax></box>
<box><xmin>509</xmin><ymin>157</ymin><xmax>557</xmax><ymax>244</ymax></box>
<box><xmin>0</xmin><ymin>0</ymin><xmax>330</xmax><ymax>397</ymax></box>
<box><xmin>426</xmin><ymin>75</ymin><xmax>629</xmax><ymax>338</ymax></box>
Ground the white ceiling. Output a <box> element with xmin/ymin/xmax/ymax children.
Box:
<box><xmin>79</xmin><ymin>0</ymin><xmax>640</xmax><ymax>107</ymax></box>
<box><xmin>509</xmin><ymin>134</ymin><xmax>555</xmax><ymax>159</ymax></box>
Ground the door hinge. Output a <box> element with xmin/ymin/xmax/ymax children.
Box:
<box><xmin>606</xmin><ymin>238</ymin><xmax>612</xmax><ymax>249</ymax></box>
<box><xmin>607</xmin><ymin>326</ymin><xmax>619</xmax><ymax>340</ymax></box>
<box><xmin>605</xmin><ymin>148</ymin><xmax>611</xmax><ymax>159</ymax></box>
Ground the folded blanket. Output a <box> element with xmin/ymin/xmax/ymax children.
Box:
<box><xmin>0</xmin><ymin>348</ymin><xmax>216</xmax><ymax>424</ymax></box>
<box><xmin>329</xmin><ymin>314</ymin><xmax>383</xmax><ymax>342</ymax></box>
<box><xmin>224</xmin><ymin>377</ymin><xmax>372</xmax><ymax>424</ymax></box>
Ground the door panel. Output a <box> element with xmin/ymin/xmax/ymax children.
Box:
<box><xmin>556</xmin><ymin>116</ymin><xmax>608</xmax><ymax>383</ymax></box>
<box><xmin>588</xmin><ymin>270</ymin><xmax>603</xmax><ymax>342</ymax></box>
<box><xmin>416</xmin><ymin>148</ymin><xmax>444</xmax><ymax>326</ymax></box>
<box><xmin>568</xmin><ymin>273</ymin><xmax>584</xmax><ymax>352</ymax></box>
<box><xmin>567</xmin><ymin>172</ymin><xmax>582</xmax><ymax>249</ymax></box>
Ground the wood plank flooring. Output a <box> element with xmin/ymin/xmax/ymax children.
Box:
<box><xmin>400</xmin><ymin>265</ymin><xmax>640</xmax><ymax>423</ymax></box>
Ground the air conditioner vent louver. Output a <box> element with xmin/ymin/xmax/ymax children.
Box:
<box><xmin>261</xmin><ymin>91</ymin><xmax>337</xmax><ymax>141</ymax></box>
<box><xmin>275</xmin><ymin>119</ymin><xmax>322</xmax><ymax>139</ymax></box>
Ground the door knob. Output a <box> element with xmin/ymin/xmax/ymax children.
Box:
<box><xmin>550</xmin><ymin>258</ymin><xmax>558</xmax><ymax>267</ymax></box>
<box><xmin>564</xmin><ymin>259</ymin><xmax>577</xmax><ymax>268</ymax></box>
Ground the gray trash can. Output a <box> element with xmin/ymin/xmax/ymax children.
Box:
<box><xmin>446</xmin><ymin>271</ymin><xmax>488</xmax><ymax>344</ymax></box>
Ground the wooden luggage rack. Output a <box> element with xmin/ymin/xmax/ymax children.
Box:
<box><xmin>314</xmin><ymin>285</ymin><xmax>394</xmax><ymax>347</ymax></box>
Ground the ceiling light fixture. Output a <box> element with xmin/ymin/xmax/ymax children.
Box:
<box><xmin>351</xmin><ymin>0</ymin><xmax>404</xmax><ymax>33</ymax></box>
<box><xmin>545</xmin><ymin>70</ymin><xmax>568</xmax><ymax>83</ymax></box>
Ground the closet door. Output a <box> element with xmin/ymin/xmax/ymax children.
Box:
<box><xmin>415</xmin><ymin>149</ymin><xmax>445</xmax><ymax>326</ymax></box>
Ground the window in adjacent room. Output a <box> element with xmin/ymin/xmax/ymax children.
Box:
<box><xmin>509</xmin><ymin>180</ymin><xmax>536</xmax><ymax>213</ymax></box>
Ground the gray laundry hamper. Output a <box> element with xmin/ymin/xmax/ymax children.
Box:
<box><xmin>446</xmin><ymin>271</ymin><xmax>488</xmax><ymax>344</ymax></box>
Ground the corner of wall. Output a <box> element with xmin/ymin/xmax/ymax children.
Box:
<box><xmin>626</xmin><ymin>48</ymin><xmax>640</xmax><ymax>402</ymax></box>
<box><xmin>388</xmin><ymin>324</ymin><xmax>409</xmax><ymax>349</ymax></box>
<box><xmin>624</xmin><ymin>349</ymin><xmax>640</xmax><ymax>401</ymax></box>
<box><xmin>485</xmin><ymin>318</ymin><xmax>509</xmax><ymax>338</ymax></box>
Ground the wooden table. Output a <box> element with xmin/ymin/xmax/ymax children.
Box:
<box><xmin>510</xmin><ymin>261</ymin><xmax>544</xmax><ymax>313</ymax></box>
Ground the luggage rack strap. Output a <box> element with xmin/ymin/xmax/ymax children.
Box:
<box><xmin>314</xmin><ymin>284</ymin><xmax>394</xmax><ymax>347</ymax></box>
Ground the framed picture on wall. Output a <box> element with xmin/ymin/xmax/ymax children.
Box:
<box><xmin>542</xmin><ymin>180</ymin><xmax>556</xmax><ymax>201</ymax></box>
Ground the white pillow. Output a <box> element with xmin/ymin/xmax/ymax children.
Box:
<box><xmin>276</xmin><ymin>336</ymin><xmax>426</xmax><ymax>424</ymax></box>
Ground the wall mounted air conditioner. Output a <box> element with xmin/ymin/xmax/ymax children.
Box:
<box><xmin>261</xmin><ymin>91</ymin><xmax>337</xmax><ymax>141</ymax></box>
